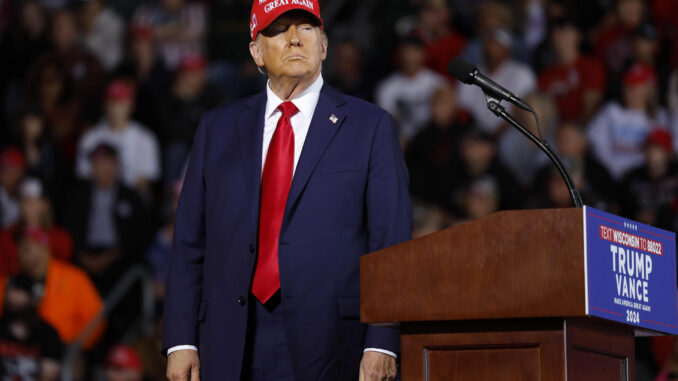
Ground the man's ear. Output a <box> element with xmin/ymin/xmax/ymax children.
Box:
<box><xmin>249</xmin><ymin>40</ymin><xmax>265</xmax><ymax>68</ymax></box>
<box><xmin>320</xmin><ymin>30</ymin><xmax>328</xmax><ymax>61</ymax></box>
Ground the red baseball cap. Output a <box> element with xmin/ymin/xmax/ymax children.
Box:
<box><xmin>106</xmin><ymin>345</ymin><xmax>143</xmax><ymax>372</ymax></box>
<box><xmin>129</xmin><ymin>25</ymin><xmax>153</xmax><ymax>41</ymax></box>
<box><xmin>645</xmin><ymin>128</ymin><xmax>673</xmax><ymax>153</ymax></box>
<box><xmin>106</xmin><ymin>80</ymin><xmax>135</xmax><ymax>102</ymax></box>
<box><xmin>624</xmin><ymin>63</ymin><xmax>657</xmax><ymax>86</ymax></box>
<box><xmin>179</xmin><ymin>53</ymin><xmax>207</xmax><ymax>72</ymax></box>
<box><xmin>250</xmin><ymin>0</ymin><xmax>323</xmax><ymax>40</ymax></box>
<box><xmin>0</xmin><ymin>147</ymin><xmax>26</xmax><ymax>169</ymax></box>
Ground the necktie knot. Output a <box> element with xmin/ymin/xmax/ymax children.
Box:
<box><xmin>278</xmin><ymin>101</ymin><xmax>299</xmax><ymax>118</ymax></box>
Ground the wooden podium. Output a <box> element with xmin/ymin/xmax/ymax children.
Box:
<box><xmin>360</xmin><ymin>208</ymin><xmax>637</xmax><ymax>381</ymax></box>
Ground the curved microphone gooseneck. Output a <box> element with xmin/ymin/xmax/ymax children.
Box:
<box><xmin>448</xmin><ymin>57</ymin><xmax>584</xmax><ymax>208</ymax></box>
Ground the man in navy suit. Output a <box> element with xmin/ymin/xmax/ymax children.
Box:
<box><xmin>163</xmin><ymin>1</ymin><xmax>412</xmax><ymax>380</ymax></box>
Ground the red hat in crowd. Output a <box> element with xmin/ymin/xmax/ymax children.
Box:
<box><xmin>129</xmin><ymin>25</ymin><xmax>153</xmax><ymax>41</ymax></box>
<box><xmin>645</xmin><ymin>128</ymin><xmax>673</xmax><ymax>153</ymax></box>
<box><xmin>106</xmin><ymin>80</ymin><xmax>135</xmax><ymax>102</ymax></box>
<box><xmin>179</xmin><ymin>53</ymin><xmax>207</xmax><ymax>72</ymax></box>
<box><xmin>23</xmin><ymin>227</ymin><xmax>50</xmax><ymax>247</ymax></box>
<box><xmin>624</xmin><ymin>63</ymin><xmax>657</xmax><ymax>86</ymax></box>
<box><xmin>249</xmin><ymin>0</ymin><xmax>323</xmax><ymax>40</ymax></box>
<box><xmin>0</xmin><ymin>147</ymin><xmax>26</xmax><ymax>169</ymax></box>
<box><xmin>106</xmin><ymin>345</ymin><xmax>143</xmax><ymax>372</ymax></box>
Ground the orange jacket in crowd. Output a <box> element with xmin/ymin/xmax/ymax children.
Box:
<box><xmin>0</xmin><ymin>258</ymin><xmax>105</xmax><ymax>350</ymax></box>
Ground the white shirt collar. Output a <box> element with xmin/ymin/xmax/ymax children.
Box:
<box><xmin>265</xmin><ymin>74</ymin><xmax>324</xmax><ymax>121</ymax></box>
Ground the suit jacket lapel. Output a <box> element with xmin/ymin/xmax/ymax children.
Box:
<box><xmin>284</xmin><ymin>84</ymin><xmax>347</xmax><ymax>221</ymax></box>
<box><xmin>238</xmin><ymin>92</ymin><xmax>266</xmax><ymax>229</ymax></box>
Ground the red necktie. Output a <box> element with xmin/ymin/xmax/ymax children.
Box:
<box><xmin>252</xmin><ymin>101</ymin><xmax>298</xmax><ymax>303</ymax></box>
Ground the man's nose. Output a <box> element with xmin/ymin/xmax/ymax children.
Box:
<box><xmin>286</xmin><ymin>26</ymin><xmax>302</xmax><ymax>46</ymax></box>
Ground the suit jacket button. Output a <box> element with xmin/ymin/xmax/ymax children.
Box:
<box><xmin>249</xmin><ymin>244</ymin><xmax>255</xmax><ymax>253</ymax></box>
<box><xmin>237</xmin><ymin>297</ymin><xmax>246</xmax><ymax>306</ymax></box>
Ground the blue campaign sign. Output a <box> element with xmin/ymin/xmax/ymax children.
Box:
<box><xmin>584</xmin><ymin>206</ymin><xmax>678</xmax><ymax>334</ymax></box>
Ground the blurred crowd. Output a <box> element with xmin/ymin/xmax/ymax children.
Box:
<box><xmin>0</xmin><ymin>0</ymin><xmax>678</xmax><ymax>380</ymax></box>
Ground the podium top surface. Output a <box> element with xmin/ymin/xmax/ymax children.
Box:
<box><xmin>360</xmin><ymin>208</ymin><xmax>588</xmax><ymax>323</ymax></box>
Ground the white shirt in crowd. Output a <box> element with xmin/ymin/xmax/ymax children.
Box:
<box><xmin>0</xmin><ymin>187</ymin><xmax>19</xmax><ymax>228</ymax></box>
<box><xmin>167</xmin><ymin>74</ymin><xmax>397</xmax><ymax>360</ymax></box>
<box><xmin>76</xmin><ymin>120</ymin><xmax>161</xmax><ymax>187</ymax></box>
<box><xmin>587</xmin><ymin>102</ymin><xmax>671</xmax><ymax>181</ymax></box>
<box><xmin>457</xmin><ymin>59</ymin><xmax>536</xmax><ymax>134</ymax></box>
<box><xmin>376</xmin><ymin>68</ymin><xmax>446</xmax><ymax>141</ymax></box>
<box><xmin>83</xmin><ymin>7</ymin><xmax>125</xmax><ymax>72</ymax></box>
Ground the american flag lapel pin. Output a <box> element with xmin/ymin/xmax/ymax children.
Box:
<box><xmin>329</xmin><ymin>114</ymin><xmax>338</xmax><ymax>124</ymax></box>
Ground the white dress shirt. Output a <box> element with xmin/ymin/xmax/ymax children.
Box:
<box><xmin>168</xmin><ymin>74</ymin><xmax>396</xmax><ymax>360</ymax></box>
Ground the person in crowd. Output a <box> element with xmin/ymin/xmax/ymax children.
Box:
<box><xmin>104</xmin><ymin>344</ymin><xmax>144</xmax><ymax>381</ymax></box>
<box><xmin>327</xmin><ymin>39</ymin><xmax>374</xmax><ymax>102</ymax></box>
<box><xmin>411</xmin><ymin>200</ymin><xmax>452</xmax><ymax>239</ymax></box>
<box><xmin>457</xmin><ymin>27</ymin><xmax>536</xmax><ymax>136</ymax></box>
<box><xmin>0</xmin><ymin>229</ymin><xmax>104</xmax><ymax>350</ymax></box>
<box><xmin>376</xmin><ymin>35</ymin><xmax>447</xmax><ymax>144</ymax></box>
<box><xmin>76</xmin><ymin>79</ymin><xmax>160</xmax><ymax>195</ymax></box>
<box><xmin>0</xmin><ymin>147</ymin><xmax>26</xmax><ymax>228</ymax></box>
<box><xmin>1</xmin><ymin>178</ymin><xmax>73</xmax><ymax>268</ymax></box>
<box><xmin>632</xmin><ymin>23</ymin><xmax>661</xmax><ymax>73</ymax></box>
<box><xmin>66</xmin><ymin>143</ymin><xmax>150</xmax><ymax>293</ymax></box>
<box><xmin>620</xmin><ymin>129</ymin><xmax>678</xmax><ymax>229</ymax></box>
<box><xmin>415</xmin><ymin>1</ymin><xmax>466</xmax><ymax>78</ymax></box>
<box><xmin>0</xmin><ymin>0</ymin><xmax>50</xmax><ymax>123</ymax></box>
<box><xmin>446</xmin><ymin>125</ymin><xmax>523</xmax><ymax>215</ymax></box>
<box><xmin>79</xmin><ymin>0</ymin><xmax>125</xmax><ymax>72</ymax></box>
<box><xmin>549</xmin><ymin>122</ymin><xmax>618</xmax><ymax>208</ymax></box>
<box><xmin>608</xmin><ymin>23</ymin><xmax>664</xmax><ymax>106</ymax></box>
<box><xmin>538</xmin><ymin>17</ymin><xmax>606</xmax><ymax>123</ymax></box>
<box><xmin>0</xmin><ymin>275</ymin><xmax>62</xmax><ymax>381</ymax></box>
<box><xmin>587</xmin><ymin>63</ymin><xmax>671</xmax><ymax>180</ymax></box>
<box><xmin>595</xmin><ymin>0</ymin><xmax>645</xmax><ymax>74</ymax></box>
<box><xmin>460</xmin><ymin>176</ymin><xmax>501</xmax><ymax>221</ymax></box>
<box><xmin>460</xmin><ymin>0</ymin><xmax>517</xmax><ymax>66</ymax></box>
<box><xmin>497</xmin><ymin>92</ymin><xmax>556</xmax><ymax>187</ymax></box>
<box><xmin>17</xmin><ymin>178</ymin><xmax>71</xmax><ymax>259</ymax></box>
<box><xmin>156</xmin><ymin>54</ymin><xmax>221</xmax><ymax>185</ymax></box>
<box><xmin>132</xmin><ymin>0</ymin><xmax>208</xmax><ymax>69</ymax></box>
<box><xmin>406</xmin><ymin>85</ymin><xmax>472</xmax><ymax>207</ymax></box>
<box><xmin>115</xmin><ymin>25</ymin><xmax>171</xmax><ymax>132</ymax></box>
<box><xmin>19</xmin><ymin>60</ymin><xmax>83</xmax><ymax>162</ymax></box>
<box><xmin>146</xmin><ymin>180</ymin><xmax>181</xmax><ymax>302</ymax></box>
<box><xmin>31</xmin><ymin>9</ymin><xmax>104</xmax><ymax>122</ymax></box>
<box><xmin>529</xmin><ymin>159</ymin><xmax>586</xmax><ymax>208</ymax></box>
<box><xmin>14</xmin><ymin>107</ymin><xmax>70</xmax><ymax>207</ymax></box>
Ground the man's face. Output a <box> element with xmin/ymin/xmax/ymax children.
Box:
<box><xmin>51</xmin><ymin>12</ymin><xmax>78</xmax><ymax>51</ymax></box>
<box><xmin>552</xmin><ymin>25</ymin><xmax>580</xmax><ymax>58</ymax></box>
<box><xmin>249</xmin><ymin>11</ymin><xmax>327</xmax><ymax>83</ymax></box>
<box><xmin>91</xmin><ymin>155</ymin><xmax>119</xmax><ymax>186</ymax></box>
<box><xmin>398</xmin><ymin>43</ymin><xmax>424</xmax><ymax>76</ymax></box>
<box><xmin>18</xmin><ymin>239</ymin><xmax>49</xmax><ymax>273</ymax></box>
<box><xmin>106</xmin><ymin>99</ymin><xmax>133</xmax><ymax>125</ymax></box>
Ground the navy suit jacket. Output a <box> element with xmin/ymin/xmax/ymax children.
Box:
<box><xmin>162</xmin><ymin>83</ymin><xmax>412</xmax><ymax>380</ymax></box>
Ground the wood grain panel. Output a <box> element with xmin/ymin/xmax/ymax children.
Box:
<box><xmin>565</xmin><ymin>318</ymin><xmax>635</xmax><ymax>381</ymax></box>
<box><xmin>401</xmin><ymin>323</ymin><xmax>565</xmax><ymax>381</ymax></box>
<box><xmin>427</xmin><ymin>346</ymin><xmax>541</xmax><ymax>381</ymax></box>
<box><xmin>361</xmin><ymin>208</ymin><xmax>586</xmax><ymax>324</ymax></box>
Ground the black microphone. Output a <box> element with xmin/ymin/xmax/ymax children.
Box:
<box><xmin>447</xmin><ymin>57</ymin><xmax>531</xmax><ymax>111</ymax></box>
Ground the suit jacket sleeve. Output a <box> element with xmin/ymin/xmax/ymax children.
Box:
<box><xmin>162</xmin><ymin>116</ymin><xmax>209</xmax><ymax>355</ymax></box>
<box><xmin>363</xmin><ymin>111</ymin><xmax>413</xmax><ymax>353</ymax></box>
